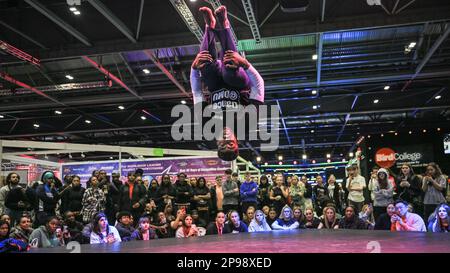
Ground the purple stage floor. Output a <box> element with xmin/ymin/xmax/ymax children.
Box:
<box><xmin>31</xmin><ymin>229</ymin><xmax>450</xmax><ymax>253</ymax></box>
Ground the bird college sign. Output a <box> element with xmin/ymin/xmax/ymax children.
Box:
<box><xmin>375</xmin><ymin>145</ymin><xmax>432</xmax><ymax>168</ymax></box>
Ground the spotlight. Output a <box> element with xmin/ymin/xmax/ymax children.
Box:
<box><xmin>326</xmin><ymin>154</ymin><xmax>331</xmax><ymax>159</ymax></box>
<box><xmin>327</xmin><ymin>159</ymin><xmax>331</xmax><ymax>163</ymax></box>
<box><xmin>312</xmin><ymin>160</ymin><xmax>316</xmax><ymax>164</ymax></box>
<box><xmin>312</xmin><ymin>54</ymin><xmax>318</xmax><ymax>60</ymax></box>
<box><xmin>54</xmin><ymin>110</ymin><xmax>62</xmax><ymax>115</ymax></box>
<box><xmin>373</xmin><ymin>99</ymin><xmax>379</xmax><ymax>104</ymax></box>
<box><xmin>311</xmin><ymin>90</ymin><xmax>317</xmax><ymax>95</ymax></box>
<box><xmin>349</xmin><ymin>152</ymin><xmax>354</xmax><ymax>157</ymax></box>
<box><xmin>435</xmin><ymin>95</ymin><xmax>441</xmax><ymax>100</ymax></box>
<box><xmin>85</xmin><ymin>119</ymin><xmax>91</xmax><ymax>124</ymax></box>
<box><xmin>278</xmin><ymin>161</ymin><xmax>283</xmax><ymax>165</ymax></box>
<box><xmin>118</xmin><ymin>106</ymin><xmax>125</xmax><ymax>110</ymax></box>
<box><xmin>33</xmin><ymin>123</ymin><xmax>40</xmax><ymax>129</ymax></box>
<box><xmin>256</xmin><ymin>156</ymin><xmax>261</xmax><ymax>162</ymax></box>
<box><xmin>181</xmin><ymin>100</ymin><xmax>187</xmax><ymax>105</ymax></box>
<box><xmin>143</xmin><ymin>68</ymin><xmax>150</xmax><ymax>74</ymax></box>
<box><xmin>384</xmin><ymin>85</ymin><xmax>390</xmax><ymax>90</ymax></box>
<box><xmin>65</xmin><ymin>75</ymin><xmax>74</xmax><ymax>80</ymax></box>
<box><xmin>141</xmin><ymin>116</ymin><xmax>147</xmax><ymax>120</ymax></box>
<box><xmin>302</xmin><ymin>154</ymin><xmax>307</xmax><ymax>160</ymax></box>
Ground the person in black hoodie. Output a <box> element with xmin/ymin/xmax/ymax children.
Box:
<box><xmin>156</xmin><ymin>174</ymin><xmax>176</xmax><ymax>211</ymax></box>
<box><xmin>118</xmin><ymin>172</ymin><xmax>147</xmax><ymax>224</ymax></box>
<box><xmin>174</xmin><ymin>173</ymin><xmax>193</xmax><ymax>210</ymax></box>
<box><xmin>193</xmin><ymin>177</ymin><xmax>211</xmax><ymax>222</ymax></box>
<box><xmin>62</xmin><ymin>211</ymin><xmax>84</xmax><ymax>244</ymax></box>
<box><xmin>61</xmin><ymin>175</ymin><xmax>85</xmax><ymax>222</ymax></box>
<box><xmin>147</xmin><ymin>179</ymin><xmax>159</xmax><ymax>203</ymax></box>
<box><xmin>257</xmin><ymin>175</ymin><xmax>271</xmax><ymax>209</ymax></box>
<box><xmin>35</xmin><ymin>171</ymin><xmax>62</xmax><ymax>227</ymax></box>
<box><xmin>115</xmin><ymin>211</ymin><xmax>135</xmax><ymax>242</ymax></box>
<box><xmin>338</xmin><ymin>206</ymin><xmax>368</xmax><ymax>230</ymax></box>
<box><xmin>396</xmin><ymin>164</ymin><xmax>423</xmax><ymax>216</ymax></box>
<box><xmin>105</xmin><ymin>172</ymin><xmax>122</xmax><ymax>225</ymax></box>
<box><xmin>374</xmin><ymin>203</ymin><xmax>396</xmax><ymax>230</ymax></box>
<box><xmin>313</xmin><ymin>175</ymin><xmax>330</xmax><ymax>217</ymax></box>
<box><xmin>4</xmin><ymin>173</ymin><xmax>34</xmax><ymax>226</ymax></box>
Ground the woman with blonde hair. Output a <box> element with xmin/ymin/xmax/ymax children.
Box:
<box><xmin>248</xmin><ymin>210</ymin><xmax>271</xmax><ymax>232</ymax></box>
<box><xmin>318</xmin><ymin>206</ymin><xmax>339</xmax><ymax>229</ymax></box>
<box><xmin>289</xmin><ymin>175</ymin><xmax>306</xmax><ymax>210</ymax></box>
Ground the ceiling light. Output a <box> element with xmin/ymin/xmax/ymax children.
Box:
<box><xmin>264</xmin><ymin>162</ymin><xmax>268</xmax><ymax>166</ymax></box>
<box><xmin>435</xmin><ymin>95</ymin><xmax>441</xmax><ymax>100</ymax></box>
<box><xmin>278</xmin><ymin>161</ymin><xmax>283</xmax><ymax>165</ymax></box>
<box><xmin>85</xmin><ymin>119</ymin><xmax>91</xmax><ymax>124</ymax></box>
<box><xmin>69</xmin><ymin>153</ymin><xmax>73</xmax><ymax>159</ymax></box>
<box><xmin>327</xmin><ymin>159</ymin><xmax>331</xmax><ymax>163</ymax></box>
<box><xmin>395</xmin><ymin>132</ymin><xmax>398</xmax><ymax>136</ymax></box>
<box><xmin>310</xmin><ymin>129</ymin><xmax>315</xmax><ymax>133</ymax></box>
<box><xmin>73</xmin><ymin>11</ymin><xmax>81</xmax><ymax>15</ymax></box>
<box><xmin>65</xmin><ymin>75</ymin><xmax>74</xmax><ymax>80</ymax></box>
<box><xmin>311</xmin><ymin>90</ymin><xmax>317</xmax><ymax>95</ymax></box>
<box><xmin>409</xmin><ymin>131</ymin><xmax>412</xmax><ymax>134</ymax></box>
<box><xmin>278</xmin><ymin>155</ymin><xmax>283</xmax><ymax>161</ymax></box>
<box><xmin>349</xmin><ymin>152</ymin><xmax>354</xmax><ymax>157</ymax></box>
<box><xmin>423</xmin><ymin>129</ymin><xmax>427</xmax><ymax>133</ymax></box>
<box><xmin>54</xmin><ymin>110</ymin><xmax>62</xmax><ymax>115</ymax></box>
<box><xmin>312</xmin><ymin>160</ymin><xmax>316</xmax><ymax>164</ymax></box>
<box><xmin>181</xmin><ymin>100</ymin><xmax>187</xmax><ymax>105</ymax></box>
<box><xmin>312</xmin><ymin>54</ymin><xmax>318</xmax><ymax>60</ymax></box>
<box><xmin>118</xmin><ymin>106</ymin><xmax>125</xmax><ymax>110</ymax></box>
<box><xmin>0</xmin><ymin>115</ymin><xmax>4</xmax><ymax>118</ymax></box>
<box><xmin>143</xmin><ymin>68</ymin><xmax>150</xmax><ymax>74</ymax></box>
<box><xmin>437</xmin><ymin>128</ymin><xmax>441</xmax><ymax>131</ymax></box>
<box><xmin>408</xmin><ymin>42</ymin><xmax>416</xmax><ymax>48</ymax></box>
<box><xmin>141</xmin><ymin>116</ymin><xmax>147</xmax><ymax>120</ymax></box>
<box><xmin>312</xmin><ymin>105</ymin><xmax>318</xmax><ymax>110</ymax></box>
<box><xmin>384</xmin><ymin>85</ymin><xmax>390</xmax><ymax>90</ymax></box>
<box><xmin>109</xmin><ymin>156</ymin><xmax>114</xmax><ymax>160</ymax></box>
<box><xmin>373</xmin><ymin>99</ymin><xmax>379</xmax><ymax>104</ymax></box>
<box><xmin>293</xmin><ymin>160</ymin><xmax>298</xmax><ymax>165</ymax></box>
<box><xmin>302</xmin><ymin>154</ymin><xmax>307</xmax><ymax>160</ymax></box>
<box><xmin>69</xmin><ymin>7</ymin><xmax>77</xmax><ymax>12</ymax></box>
<box><xmin>33</xmin><ymin>123</ymin><xmax>39</xmax><ymax>128</ymax></box>
<box><xmin>381</xmin><ymin>134</ymin><xmax>384</xmax><ymax>137</ymax></box>
<box><xmin>81</xmin><ymin>153</ymin><xmax>86</xmax><ymax>158</ymax></box>
<box><xmin>342</xmin><ymin>158</ymin><xmax>346</xmax><ymax>162</ymax></box>
<box><xmin>256</xmin><ymin>156</ymin><xmax>261</xmax><ymax>162</ymax></box>
<box><xmin>326</xmin><ymin>153</ymin><xmax>331</xmax><ymax>158</ymax></box>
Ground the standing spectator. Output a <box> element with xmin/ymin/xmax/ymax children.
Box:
<box><xmin>174</xmin><ymin>173</ymin><xmax>193</xmax><ymax>210</ymax></box>
<box><xmin>422</xmin><ymin>163</ymin><xmax>447</xmax><ymax>222</ymax></box>
<box><xmin>367</xmin><ymin>166</ymin><xmax>380</xmax><ymax>203</ymax></box>
<box><xmin>257</xmin><ymin>175</ymin><xmax>271</xmax><ymax>209</ymax></box>
<box><xmin>271</xmin><ymin>205</ymin><xmax>299</xmax><ymax>230</ymax></box>
<box><xmin>391</xmin><ymin>200</ymin><xmax>426</xmax><ymax>232</ymax></box>
<box><xmin>105</xmin><ymin>172</ymin><xmax>123</xmax><ymax>225</ymax></box>
<box><xmin>318</xmin><ymin>206</ymin><xmax>339</xmax><ymax>229</ymax></box>
<box><xmin>327</xmin><ymin>175</ymin><xmax>343</xmax><ymax>213</ymax></box>
<box><xmin>338</xmin><ymin>206</ymin><xmax>368</xmax><ymax>230</ymax></box>
<box><xmin>270</xmin><ymin>175</ymin><xmax>288</xmax><ymax>215</ymax></box>
<box><xmin>61</xmin><ymin>175</ymin><xmax>85</xmax><ymax>222</ymax></box>
<box><xmin>90</xmin><ymin>212</ymin><xmax>121</xmax><ymax>244</ymax></box>
<box><xmin>9</xmin><ymin>214</ymin><xmax>33</xmax><ymax>243</ymax></box>
<box><xmin>289</xmin><ymin>175</ymin><xmax>305</xmax><ymax>210</ymax></box>
<box><xmin>1</xmin><ymin>214</ymin><xmax>10</xmax><ymax>225</ymax></box>
<box><xmin>248</xmin><ymin>210</ymin><xmax>272</xmax><ymax>232</ymax></box>
<box><xmin>304</xmin><ymin>208</ymin><xmax>321</xmax><ymax>229</ymax></box>
<box><xmin>313</xmin><ymin>175</ymin><xmax>330</xmax><ymax>217</ymax></box>
<box><xmin>240</xmin><ymin>172</ymin><xmax>258</xmax><ymax>216</ymax></box>
<box><xmin>4</xmin><ymin>173</ymin><xmax>34</xmax><ymax>226</ymax></box>
<box><xmin>293</xmin><ymin>207</ymin><xmax>306</xmax><ymax>228</ymax></box>
<box><xmin>29</xmin><ymin>216</ymin><xmax>65</xmax><ymax>248</ymax></box>
<box><xmin>344</xmin><ymin>165</ymin><xmax>366</xmax><ymax>213</ymax></box>
<box><xmin>301</xmin><ymin>176</ymin><xmax>314</xmax><ymax>210</ymax></box>
<box><xmin>189</xmin><ymin>177</ymin><xmax>198</xmax><ymax>188</ymax></box>
<box><xmin>222</xmin><ymin>169</ymin><xmax>239</xmax><ymax>214</ymax></box>
<box><xmin>131</xmin><ymin>216</ymin><xmax>157</xmax><ymax>240</ymax></box>
<box><xmin>371</xmin><ymin>168</ymin><xmax>394</xmax><ymax>219</ymax></box>
<box><xmin>243</xmin><ymin>206</ymin><xmax>256</xmax><ymax>226</ymax></box>
<box><xmin>156</xmin><ymin>174</ymin><xmax>176</xmax><ymax>211</ymax></box>
<box><xmin>119</xmin><ymin>172</ymin><xmax>147</xmax><ymax>222</ymax></box>
<box><xmin>35</xmin><ymin>172</ymin><xmax>62</xmax><ymax>226</ymax></box>
<box><xmin>193</xmin><ymin>177</ymin><xmax>211</xmax><ymax>223</ymax></box>
<box><xmin>206</xmin><ymin>212</ymin><xmax>230</xmax><ymax>235</ymax></box>
<box><xmin>212</xmin><ymin>176</ymin><xmax>224</xmax><ymax>213</ymax></box>
<box><xmin>147</xmin><ymin>178</ymin><xmax>159</xmax><ymax>203</ymax></box>
<box><xmin>427</xmin><ymin>203</ymin><xmax>449</xmax><ymax>232</ymax></box>
<box><xmin>115</xmin><ymin>211</ymin><xmax>135</xmax><ymax>241</ymax></box>
<box><xmin>375</xmin><ymin>203</ymin><xmax>396</xmax><ymax>230</ymax></box>
<box><xmin>231</xmin><ymin>172</ymin><xmax>242</xmax><ymax>190</ymax></box>
<box><xmin>228</xmin><ymin>210</ymin><xmax>248</xmax><ymax>233</ymax></box>
<box><xmin>81</xmin><ymin>176</ymin><xmax>106</xmax><ymax>224</ymax></box>
<box><xmin>396</xmin><ymin>164</ymin><xmax>423</xmax><ymax>216</ymax></box>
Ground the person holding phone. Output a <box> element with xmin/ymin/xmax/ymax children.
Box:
<box><xmin>422</xmin><ymin>163</ymin><xmax>447</xmax><ymax>222</ymax></box>
<box><xmin>390</xmin><ymin>200</ymin><xmax>426</xmax><ymax>232</ymax></box>
<box><xmin>90</xmin><ymin>212</ymin><xmax>121</xmax><ymax>244</ymax></box>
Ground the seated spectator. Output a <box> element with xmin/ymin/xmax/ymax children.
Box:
<box><xmin>62</xmin><ymin>211</ymin><xmax>84</xmax><ymax>244</ymax></box>
<box><xmin>170</xmin><ymin>208</ymin><xmax>186</xmax><ymax>231</ymax></box>
<box><xmin>164</xmin><ymin>204</ymin><xmax>175</xmax><ymax>223</ymax></box>
<box><xmin>9</xmin><ymin>214</ymin><xmax>33</xmax><ymax>243</ymax></box>
<box><xmin>248</xmin><ymin>210</ymin><xmax>271</xmax><ymax>232</ymax></box>
<box><xmin>304</xmin><ymin>208</ymin><xmax>321</xmax><ymax>229</ymax></box>
<box><xmin>375</xmin><ymin>203</ymin><xmax>396</xmax><ymax>230</ymax></box>
<box><xmin>0</xmin><ymin>214</ymin><xmax>11</xmax><ymax>226</ymax></box>
<box><xmin>391</xmin><ymin>201</ymin><xmax>426</xmax><ymax>232</ymax></box>
<box><xmin>240</xmin><ymin>172</ymin><xmax>258</xmax><ymax>216</ymax></box>
<box><xmin>293</xmin><ymin>207</ymin><xmax>306</xmax><ymax>228</ymax></box>
<box><xmin>262</xmin><ymin>206</ymin><xmax>270</xmax><ymax>217</ymax></box>
<box><xmin>206</xmin><ymin>212</ymin><xmax>230</xmax><ymax>235</ymax></box>
<box><xmin>243</xmin><ymin>206</ymin><xmax>255</xmax><ymax>226</ymax></box>
<box><xmin>115</xmin><ymin>211</ymin><xmax>135</xmax><ymax>242</ymax></box>
<box><xmin>29</xmin><ymin>216</ymin><xmax>65</xmax><ymax>248</ymax></box>
<box><xmin>191</xmin><ymin>210</ymin><xmax>207</xmax><ymax>228</ymax></box>
<box><xmin>228</xmin><ymin>210</ymin><xmax>248</xmax><ymax>233</ymax></box>
<box><xmin>271</xmin><ymin>205</ymin><xmax>299</xmax><ymax>230</ymax></box>
<box><xmin>90</xmin><ymin>213</ymin><xmax>121</xmax><ymax>244</ymax></box>
<box><xmin>153</xmin><ymin>212</ymin><xmax>173</xmax><ymax>238</ymax></box>
<box><xmin>131</xmin><ymin>217</ymin><xmax>157</xmax><ymax>240</ymax></box>
<box><xmin>338</xmin><ymin>206</ymin><xmax>368</xmax><ymax>230</ymax></box>
<box><xmin>427</xmin><ymin>203</ymin><xmax>449</xmax><ymax>232</ymax></box>
<box><xmin>82</xmin><ymin>221</ymin><xmax>94</xmax><ymax>244</ymax></box>
<box><xmin>141</xmin><ymin>200</ymin><xmax>158</xmax><ymax>223</ymax></box>
<box><xmin>359</xmin><ymin>204</ymin><xmax>375</xmax><ymax>229</ymax></box>
<box><xmin>266</xmin><ymin>207</ymin><xmax>278</xmax><ymax>227</ymax></box>
<box><xmin>0</xmin><ymin>219</ymin><xmax>10</xmax><ymax>241</ymax></box>
<box><xmin>318</xmin><ymin>206</ymin><xmax>339</xmax><ymax>229</ymax></box>
<box><xmin>176</xmin><ymin>214</ymin><xmax>199</xmax><ymax>238</ymax></box>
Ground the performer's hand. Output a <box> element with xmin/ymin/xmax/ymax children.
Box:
<box><xmin>223</xmin><ymin>50</ymin><xmax>249</xmax><ymax>69</ymax></box>
<box><xmin>192</xmin><ymin>51</ymin><xmax>213</xmax><ymax>70</ymax></box>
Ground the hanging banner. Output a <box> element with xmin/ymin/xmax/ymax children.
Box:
<box><xmin>375</xmin><ymin>144</ymin><xmax>434</xmax><ymax>169</ymax></box>
<box><xmin>61</xmin><ymin>156</ymin><xmax>231</xmax><ymax>186</ymax></box>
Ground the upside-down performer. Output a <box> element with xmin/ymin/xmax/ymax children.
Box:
<box><xmin>190</xmin><ymin>5</ymin><xmax>264</xmax><ymax>161</ymax></box>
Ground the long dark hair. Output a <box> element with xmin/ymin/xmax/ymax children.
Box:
<box><xmin>433</xmin><ymin>203</ymin><xmax>450</xmax><ymax>232</ymax></box>
<box><xmin>92</xmin><ymin>213</ymin><xmax>109</xmax><ymax>238</ymax></box>
<box><xmin>160</xmin><ymin>174</ymin><xmax>172</xmax><ymax>187</ymax></box>
<box><xmin>377</xmin><ymin>170</ymin><xmax>389</xmax><ymax>190</ymax></box>
<box><xmin>0</xmin><ymin>219</ymin><xmax>10</xmax><ymax>239</ymax></box>
<box><xmin>426</xmin><ymin>162</ymin><xmax>443</xmax><ymax>179</ymax></box>
<box><xmin>398</xmin><ymin>163</ymin><xmax>415</xmax><ymax>180</ymax></box>
<box><xmin>197</xmin><ymin>177</ymin><xmax>207</xmax><ymax>189</ymax></box>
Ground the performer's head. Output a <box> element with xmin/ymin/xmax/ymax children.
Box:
<box><xmin>217</xmin><ymin>127</ymin><xmax>238</xmax><ymax>161</ymax></box>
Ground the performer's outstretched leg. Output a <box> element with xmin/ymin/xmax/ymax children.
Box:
<box><xmin>215</xmin><ymin>5</ymin><xmax>250</xmax><ymax>90</ymax></box>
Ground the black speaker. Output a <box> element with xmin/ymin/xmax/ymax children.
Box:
<box><xmin>279</xmin><ymin>0</ymin><xmax>310</xmax><ymax>13</ymax></box>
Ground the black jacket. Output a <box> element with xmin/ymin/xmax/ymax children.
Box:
<box><xmin>338</xmin><ymin>216</ymin><xmax>368</xmax><ymax>230</ymax></box>
<box><xmin>147</xmin><ymin>187</ymin><xmax>159</xmax><ymax>202</ymax></box>
<box><xmin>36</xmin><ymin>184</ymin><xmax>61</xmax><ymax>213</ymax></box>
<box><xmin>5</xmin><ymin>186</ymin><xmax>34</xmax><ymax>211</ymax></box>
<box><xmin>395</xmin><ymin>174</ymin><xmax>422</xmax><ymax>202</ymax></box>
<box><xmin>304</xmin><ymin>182</ymin><xmax>313</xmax><ymax>199</ymax></box>
<box><xmin>118</xmin><ymin>183</ymin><xmax>147</xmax><ymax>214</ymax></box>
<box><xmin>374</xmin><ymin>213</ymin><xmax>392</xmax><ymax>230</ymax></box>
<box><xmin>206</xmin><ymin>222</ymin><xmax>231</xmax><ymax>235</ymax></box>
<box><xmin>115</xmin><ymin>222</ymin><xmax>135</xmax><ymax>242</ymax></box>
<box><xmin>174</xmin><ymin>181</ymin><xmax>193</xmax><ymax>204</ymax></box>
<box><xmin>61</xmin><ymin>185</ymin><xmax>85</xmax><ymax>213</ymax></box>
